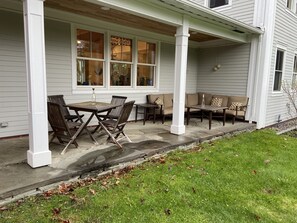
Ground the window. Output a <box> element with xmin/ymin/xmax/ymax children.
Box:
<box><xmin>273</xmin><ymin>49</ymin><xmax>285</xmax><ymax>91</ymax></box>
<box><xmin>137</xmin><ymin>41</ymin><xmax>156</xmax><ymax>86</ymax></box>
<box><xmin>287</xmin><ymin>0</ymin><xmax>297</xmax><ymax>13</ymax></box>
<box><xmin>76</xmin><ymin>29</ymin><xmax>104</xmax><ymax>86</ymax></box>
<box><xmin>209</xmin><ymin>0</ymin><xmax>229</xmax><ymax>8</ymax></box>
<box><xmin>74</xmin><ymin>27</ymin><xmax>158</xmax><ymax>90</ymax></box>
<box><xmin>110</xmin><ymin>36</ymin><xmax>132</xmax><ymax>86</ymax></box>
<box><xmin>292</xmin><ymin>55</ymin><xmax>297</xmax><ymax>88</ymax></box>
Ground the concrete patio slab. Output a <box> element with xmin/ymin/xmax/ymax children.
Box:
<box><xmin>0</xmin><ymin>118</ymin><xmax>256</xmax><ymax>203</ymax></box>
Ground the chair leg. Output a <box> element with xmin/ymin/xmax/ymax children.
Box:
<box><xmin>232</xmin><ymin>116</ymin><xmax>235</xmax><ymax>125</ymax></box>
<box><xmin>61</xmin><ymin>123</ymin><xmax>86</xmax><ymax>155</ymax></box>
<box><xmin>99</xmin><ymin>123</ymin><xmax>123</xmax><ymax>149</ymax></box>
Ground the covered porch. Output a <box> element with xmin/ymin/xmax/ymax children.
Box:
<box><xmin>0</xmin><ymin>0</ymin><xmax>262</xmax><ymax>168</ymax></box>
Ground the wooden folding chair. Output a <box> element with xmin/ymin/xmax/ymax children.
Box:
<box><xmin>47</xmin><ymin>95</ymin><xmax>84</xmax><ymax>122</ymax></box>
<box><xmin>98</xmin><ymin>100</ymin><xmax>135</xmax><ymax>149</ymax></box>
<box><xmin>93</xmin><ymin>95</ymin><xmax>127</xmax><ymax>133</ymax></box>
<box><xmin>47</xmin><ymin>102</ymin><xmax>86</xmax><ymax>154</ymax></box>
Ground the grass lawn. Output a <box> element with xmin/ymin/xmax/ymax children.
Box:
<box><xmin>1</xmin><ymin>129</ymin><xmax>297</xmax><ymax>223</ymax></box>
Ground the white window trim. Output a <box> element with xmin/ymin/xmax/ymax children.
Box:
<box><xmin>204</xmin><ymin>0</ymin><xmax>232</xmax><ymax>10</ymax></box>
<box><xmin>291</xmin><ymin>53</ymin><xmax>297</xmax><ymax>87</ymax></box>
<box><xmin>71</xmin><ymin>24</ymin><xmax>160</xmax><ymax>94</ymax></box>
<box><xmin>272</xmin><ymin>46</ymin><xmax>286</xmax><ymax>93</ymax></box>
<box><xmin>286</xmin><ymin>0</ymin><xmax>297</xmax><ymax>14</ymax></box>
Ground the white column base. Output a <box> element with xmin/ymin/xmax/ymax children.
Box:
<box><xmin>27</xmin><ymin>150</ymin><xmax>52</xmax><ymax>168</ymax></box>
<box><xmin>170</xmin><ymin>124</ymin><xmax>185</xmax><ymax>135</ymax></box>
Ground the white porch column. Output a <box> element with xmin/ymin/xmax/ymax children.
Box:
<box><xmin>23</xmin><ymin>0</ymin><xmax>51</xmax><ymax>168</ymax></box>
<box><xmin>170</xmin><ymin>18</ymin><xmax>189</xmax><ymax>135</ymax></box>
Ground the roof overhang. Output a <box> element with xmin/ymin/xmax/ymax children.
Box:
<box><xmin>86</xmin><ymin>0</ymin><xmax>263</xmax><ymax>43</ymax></box>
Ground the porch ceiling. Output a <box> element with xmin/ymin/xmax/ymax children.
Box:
<box><xmin>44</xmin><ymin>0</ymin><xmax>218</xmax><ymax>42</ymax></box>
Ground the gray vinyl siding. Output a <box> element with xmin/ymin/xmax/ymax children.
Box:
<box><xmin>0</xmin><ymin>10</ymin><xmax>200</xmax><ymax>138</ymax></box>
<box><xmin>0</xmin><ymin>11</ymin><xmax>27</xmax><ymax>138</ymax></box>
<box><xmin>196</xmin><ymin>44</ymin><xmax>251</xmax><ymax>96</ymax></box>
<box><xmin>190</xmin><ymin>0</ymin><xmax>255</xmax><ymax>25</ymax></box>
<box><xmin>265</xmin><ymin>0</ymin><xmax>297</xmax><ymax>126</ymax></box>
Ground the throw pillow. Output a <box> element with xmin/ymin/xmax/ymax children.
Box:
<box><xmin>154</xmin><ymin>97</ymin><xmax>163</xmax><ymax>108</ymax></box>
<box><xmin>211</xmin><ymin>97</ymin><xmax>223</xmax><ymax>107</ymax></box>
<box><xmin>229</xmin><ymin>102</ymin><xmax>243</xmax><ymax>111</ymax></box>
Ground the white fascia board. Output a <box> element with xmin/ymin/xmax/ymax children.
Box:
<box><xmin>85</xmin><ymin>0</ymin><xmax>183</xmax><ymax>26</ymax></box>
<box><xmin>189</xmin><ymin>17</ymin><xmax>250</xmax><ymax>43</ymax></box>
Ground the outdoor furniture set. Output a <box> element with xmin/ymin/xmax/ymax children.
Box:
<box><xmin>47</xmin><ymin>95</ymin><xmax>134</xmax><ymax>154</ymax></box>
<box><xmin>145</xmin><ymin>92</ymin><xmax>249</xmax><ymax>129</ymax></box>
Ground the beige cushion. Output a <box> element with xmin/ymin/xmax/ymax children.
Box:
<box><xmin>212</xmin><ymin>94</ymin><xmax>229</xmax><ymax>107</ymax></box>
<box><xmin>228</xmin><ymin>96</ymin><xmax>248</xmax><ymax>111</ymax></box>
<box><xmin>163</xmin><ymin>93</ymin><xmax>173</xmax><ymax>108</ymax></box>
<box><xmin>186</xmin><ymin>93</ymin><xmax>199</xmax><ymax>106</ymax></box>
<box><xmin>211</xmin><ymin>97</ymin><xmax>223</xmax><ymax>107</ymax></box>
<box><xmin>229</xmin><ymin>102</ymin><xmax>243</xmax><ymax>111</ymax></box>
<box><xmin>163</xmin><ymin>107</ymin><xmax>173</xmax><ymax>115</ymax></box>
<box><xmin>148</xmin><ymin>94</ymin><xmax>163</xmax><ymax>104</ymax></box>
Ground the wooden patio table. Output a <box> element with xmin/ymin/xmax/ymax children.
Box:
<box><xmin>186</xmin><ymin>105</ymin><xmax>228</xmax><ymax>130</ymax></box>
<box><xmin>66</xmin><ymin>101</ymin><xmax>120</xmax><ymax>144</ymax></box>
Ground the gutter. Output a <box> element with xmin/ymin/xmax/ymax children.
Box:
<box><xmin>157</xmin><ymin>0</ymin><xmax>264</xmax><ymax>35</ymax></box>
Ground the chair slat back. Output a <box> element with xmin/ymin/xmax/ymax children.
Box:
<box><xmin>47</xmin><ymin>102</ymin><xmax>69</xmax><ymax>133</ymax></box>
<box><xmin>108</xmin><ymin>95</ymin><xmax>127</xmax><ymax>118</ymax></box>
<box><xmin>48</xmin><ymin>95</ymin><xmax>70</xmax><ymax>117</ymax></box>
<box><xmin>116</xmin><ymin>100</ymin><xmax>135</xmax><ymax>126</ymax></box>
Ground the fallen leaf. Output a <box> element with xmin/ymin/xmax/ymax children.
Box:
<box><xmin>159</xmin><ymin>157</ymin><xmax>166</xmax><ymax>164</ymax></box>
<box><xmin>89</xmin><ymin>188</ymin><xmax>96</xmax><ymax>195</ymax></box>
<box><xmin>52</xmin><ymin>207</ymin><xmax>61</xmax><ymax>215</ymax></box>
<box><xmin>264</xmin><ymin>159</ymin><xmax>271</xmax><ymax>165</ymax></box>
<box><xmin>164</xmin><ymin>208</ymin><xmax>171</xmax><ymax>216</ymax></box>
<box><xmin>115</xmin><ymin>180</ymin><xmax>120</xmax><ymax>185</ymax></box>
<box><xmin>0</xmin><ymin>206</ymin><xmax>8</xmax><ymax>211</ymax></box>
<box><xmin>140</xmin><ymin>198</ymin><xmax>145</xmax><ymax>205</ymax></box>
<box><xmin>252</xmin><ymin>170</ymin><xmax>257</xmax><ymax>175</ymax></box>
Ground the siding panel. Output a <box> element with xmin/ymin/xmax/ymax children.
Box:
<box><xmin>265</xmin><ymin>0</ymin><xmax>297</xmax><ymax>126</ymax></box>
<box><xmin>197</xmin><ymin>44</ymin><xmax>251</xmax><ymax>96</ymax></box>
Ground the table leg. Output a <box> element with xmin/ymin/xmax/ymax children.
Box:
<box><xmin>201</xmin><ymin>111</ymin><xmax>204</xmax><ymax>122</ymax></box>
<box><xmin>153</xmin><ymin>107</ymin><xmax>156</xmax><ymax>124</ymax></box>
<box><xmin>135</xmin><ymin>105</ymin><xmax>138</xmax><ymax>122</ymax></box>
<box><xmin>223</xmin><ymin>108</ymin><xmax>226</xmax><ymax>126</ymax></box>
<box><xmin>143</xmin><ymin>107</ymin><xmax>146</xmax><ymax>125</ymax></box>
<box><xmin>209</xmin><ymin>111</ymin><xmax>212</xmax><ymax>130</ymax></box>
<box><xmin>74</xmin><ymin>110</ymin><xmax>98</xmax><ymax>144</ymax></box>
<box><xmin>186</xmin><ymin>107</ymin><xmax>190</xmax><ymax>125</ymax></box>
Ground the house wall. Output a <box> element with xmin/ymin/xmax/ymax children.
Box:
<box><xmin>0</xmin><ymin>10</ymin><xmax>199</xmax><ymax>138</ymax></box>
<box><xmin>191</xmin><ymin>0</ymin><xmax>255</xmax><ymax>25</ymax></box>
<box><xmin>265</xmin><ymin>0</ymin><xmax>297</xmax><ymax>126</ymax></box>
<box><xmin>0</xmin><ymin>11</ymin><xmax>27</xmax><ymax>138</ymax></box>
<box><xmin>196</xmin><ymin>44</ymin><xmax>251</xmax><ymax>96</ymax></box>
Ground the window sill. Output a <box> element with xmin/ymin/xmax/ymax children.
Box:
<box><xmin>72</xmin><ymin>87</ymin><xmax>159</xmax><ymax>95</ymax></box>
<box><xmin>285</xmin><ymin>8</ymin><xmax>297</xmax><ymax>19</ymax></box>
